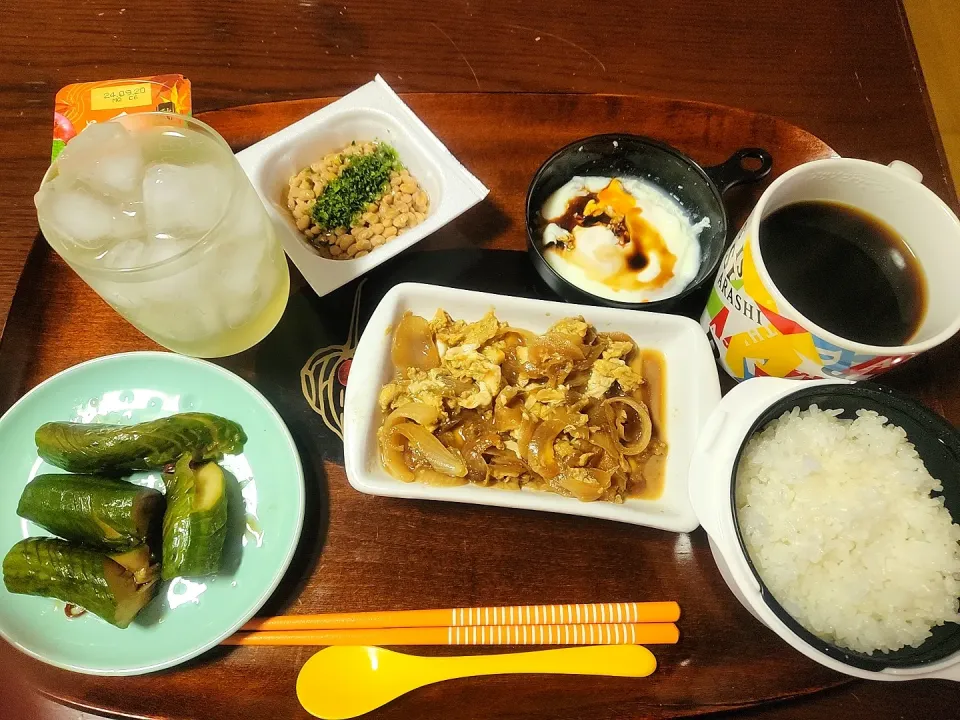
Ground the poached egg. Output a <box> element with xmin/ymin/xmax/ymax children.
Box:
<box><xmin>541</xmin><ymin>176</ymin><xmax>708</xmax><ymax>303</ymax></box>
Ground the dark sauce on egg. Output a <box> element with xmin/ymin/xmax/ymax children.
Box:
<box><xmin>541</xmin><ymin>187</ymin><xmax>656</xmax><ymax>273</ymax></box>
<box><xmin>627</xmin><ymin>253</ymin><xmax>648</xmax><ymax>270</ymax></box>
<box><xmin>551</xmin><ymin>193</ymin><xmax>610</xmax><ymax>231</ymax></box>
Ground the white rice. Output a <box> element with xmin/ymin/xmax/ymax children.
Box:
<box><xmin>736</xmin><ymin>405</ymin><xmax>960</xmax><ymax>654</ymax></box>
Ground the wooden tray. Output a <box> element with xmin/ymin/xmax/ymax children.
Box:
<box><xmin>0</xmin><ymin>93</ymin><xmax>874</xmax><ymax>720</ymax></box>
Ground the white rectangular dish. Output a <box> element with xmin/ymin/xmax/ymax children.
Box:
<box><xmin>343</xmin><ymin>283</ymin><xmax>721</xmax><ymax>532</ymax></box>
<box><xmin>236</xmin><ymin>76</ymin><xmax>488</xmax><ymax>298</ymax></box>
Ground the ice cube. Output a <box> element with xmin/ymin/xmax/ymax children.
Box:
<box><xmin>175</xmin><ymin>300</ymin><xmax>226</xmax><ymax>342</ymax></box>
<box><xmin>96</xmin><ymin>248</ymin><xmax>230</xmax><ymax>344</ymax></box>
<box><xmin>126</xmin><ymin>292</ymin><xmax>224</xmax><ymax>345</ymax></box>
<box><xmin>222</xmin><ymin>300</ymin><xmax>255</xmax><ymax>330</ymax></box>
<box><xmin>102</xmin><ymin>239</ymin><xmax>146</xmax><ymax>270</ymax></box>
<box><xmin>35</xmin><ymin>177</ymin><xmax>125</xmax><ymax>250</ymax></box>
<box><xmin>57</xmin><ymin>122</ymin><xmax>145</xmax><ymax>200</ymax></box>
<box><xmin>142</xmin><ymin>163</ymin><xmax>231</xmax><ymax>239</ymax></box>
<box><xmin>37</xmin><ymin>174</ymin><xmax>145</xmax><ymax>252</ymax></box>
<box><xmin>142</xmin><ymin>278</ymin><xmax>227</xmax><ymax>343</ymax></box>
<box><xmin>219</xmin><ymin>236</ymin><xmax>266</xmax><ymax>295</ymax></box>
<box><xmin>140</xmin><ymin>236</ymin><xmax>195</xmax><ymax>267</ymax></box>
<box><xmin>215</xmin><ymin>234</ymin><xmax>274</xmax><ymax>328</ymax></box>
<box><xmin>96</xmin><ymin>278</ymin><xmax>140</xmax><ymax>311</ymax></box>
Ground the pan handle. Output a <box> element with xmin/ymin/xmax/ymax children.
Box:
<box><xmin>704</xmin><ymin>148</ymin><xmax>773</xmax><ymax>194</ymax></box>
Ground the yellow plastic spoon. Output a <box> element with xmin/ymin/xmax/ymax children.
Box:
<box><xmin>296</xmin><ymin>644</ymin><xmax>657</xmax><ymax>719</ymax></box>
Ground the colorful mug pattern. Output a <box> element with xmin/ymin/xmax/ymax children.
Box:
<box><xmin>700</xmin><ymin>228</ymin><xmax>913</xmax><ymax>381</ymax></box>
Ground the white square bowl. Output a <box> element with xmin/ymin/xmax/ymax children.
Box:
<box><xmin>343</xmin><ymin>283</ymin><xmax>721</xmax><ymax>532</ymax></box>
<box><xmin>236</xmin><ymin>76</ymin><xmax>488</xmax><ymax>297</ymax></box>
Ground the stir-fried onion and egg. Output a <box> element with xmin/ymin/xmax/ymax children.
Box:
<box><xmin>377</xmin><ymin>310</ymin><xmax>667</xmax><ymax>503</ymax></box>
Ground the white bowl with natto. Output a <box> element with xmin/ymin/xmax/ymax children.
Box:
<box><xmin>343</xmin><ymin>282</ymin><xmax>721</xmax><ymax>532</ymax></box>
<box><xmin>236</xmin><ymin>76</ymin><xmax>488</xmax><ymax>298</ymax></box>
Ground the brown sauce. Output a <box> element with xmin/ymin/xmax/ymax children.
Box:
<box><xmin>64</xmin><ymin>603</ymin><xmax>87</xmax><ymax>619</ymax></box>
<box><xmin>631</xmin><ymin>349</ymin><xmax>667</xmax><ymax>500</ymax></box>
<box><xmin>551</xmin><ymin>194</ymin><xmax>598</xmax><ymax>231</ymax></box>
<box><xmin>542</xmin><ymin>179</ymin><xmax>677</xmax><ymax>292</ymax></box>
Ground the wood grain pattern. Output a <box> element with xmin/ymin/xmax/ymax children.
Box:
<box><xmin>0</xmin><ymin>1</ymin><xmax>957</xmax><ymax>717</ymax></box>
<box><xmin>0</xmin><ymin>0</ymin><xmax>955</xmax><ymax>344</ymax></box>
<box><xmin>1</xmin><ymin>92</ymin><xmax>955</xmax><ymax>720</ymax></box>
<box><xmin>903</xmin><ymin>0</ymin><xmax>960</xmax><ymax>196</ymax></box>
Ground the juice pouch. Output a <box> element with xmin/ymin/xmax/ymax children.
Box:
<box><xmin>52</xmin><ymin>74</ymin><xmax>192</xmax><ymax>161</ymax></box>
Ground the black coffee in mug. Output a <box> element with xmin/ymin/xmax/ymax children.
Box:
<box><xmin>758</xmin><ymin>200</ymin><xmax>927</xmax><ymax>347</ymax></box>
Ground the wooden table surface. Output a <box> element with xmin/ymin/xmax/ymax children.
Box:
<box><xmin>2</xmin><ymin>1</ymin><xmax>958</xmax><ymax>719</ymax></box>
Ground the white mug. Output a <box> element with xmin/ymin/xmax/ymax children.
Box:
<box><xmin>700</xmin><ymin>158</ymin><xmax>960</xmax><ymax>380</ymax></box>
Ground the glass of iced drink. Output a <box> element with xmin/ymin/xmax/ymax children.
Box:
<box><xmin>34</xmin><ymin>114</ymin><xmax>290</xmax><ymax>358</ymax></box>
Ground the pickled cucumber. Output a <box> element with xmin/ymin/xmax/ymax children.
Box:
<box><xmin>3</xmin><ymin>538</ymin><xmax>157</xmax><ymax>628</ymax></box>
<box><xmin>17</xmin><ymin>474</ymin><xmax>164</xmax><ymax>551</ymax></box>
<box><xmin>161</xmin><ymin>454</ymin><xmax>227</xmax><ymax>580</ymax></box>
<box><xmin>108</xmin><ymin>545</ymin><xmax>158</xmax><ymax>585</ymax></box>
<box><xmin>35</xmin><ymin>412</ymin><xmax>247</xmax><ymax>474</ymax></box>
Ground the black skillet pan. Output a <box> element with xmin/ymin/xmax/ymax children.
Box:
<box><xmin>524</xmin><ymin>133</ymin><xmax>772</xmax><ymax>315</ymax></box>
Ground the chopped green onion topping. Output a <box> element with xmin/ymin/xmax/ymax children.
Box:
<box><xmin>312</xmin><ymin>143</ymin><xmax>401</xmax><ymax>231</ymax></box>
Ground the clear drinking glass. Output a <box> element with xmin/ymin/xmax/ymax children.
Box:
<box><xmin>35</xmin><ymin>113</ymin><xmax>290</xmax><ymax>358</ymax></box>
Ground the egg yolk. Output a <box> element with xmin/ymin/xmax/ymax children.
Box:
<box><xmin>572</xmin><ymin>179</ymin><xmax>677</xmax><ymax>290</ymax></box>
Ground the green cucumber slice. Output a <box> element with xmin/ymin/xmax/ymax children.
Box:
<box><xmin>17</xmin><ymin>474</ymin><xmax>164</xmax><ymax>551</ymax></box>
<box><xmin>3</xmin><ymin>538</ymin><xmax>157</xmax><ymax>628</ymax></box>
<box><xmin>161</xmin><ymin>454</ymin><xmax>227</xmax><ymax>580</ymax></box>
<box><xmin>35</xmin><ymin>412</ymin><xmax>247</xmax><ymax>474</ymax></box>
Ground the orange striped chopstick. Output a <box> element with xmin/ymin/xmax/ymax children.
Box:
<box><xmin>223</xmin><ymin>622</ymin><xmax>679</xmax><ymax>647</ymax></box>
<box><xmin>240</xmin><ymin>601</ymin><xmax>679</xmax><ymax>632</ymax></box>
